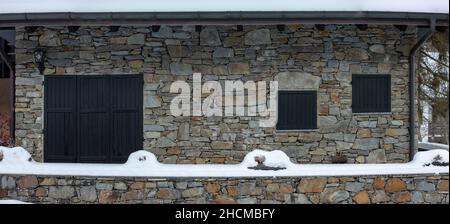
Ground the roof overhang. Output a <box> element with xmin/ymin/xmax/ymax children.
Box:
<box><xmin>0</xmin><ymin>11</ymin><xmax>448</xmax><ymax>27</ymax></box>
<box><xmin>0</xmin><ymin>0</ymin><xmax>448</xmax><ymax>27</ymax></box>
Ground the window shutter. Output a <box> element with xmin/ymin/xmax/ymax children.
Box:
<box><xmin>110</xmin><ymin>76</ymin><xmax>143</xmax><ymax>162</ymax></box>
<box><xmin>78</xmin><ymin>76</ymin><xmax>111</xmax><ymax>163</ymax></box>
<box><xmin>277</xmin><ymin>91</ymin><xmax>317</xmax><ymax>130</ymax></box>
<box><xmin>352</xmin><ymin>74</ymin><xmax>391</xmax><ymax>113</ymax></box>
<box><xmin>44</xmin><ymin>76</ymin><xmax>77</xmax><ymax>162</ymax></box>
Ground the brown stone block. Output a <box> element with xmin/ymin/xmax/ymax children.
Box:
<box><xmin>125</xmin><ymin>191</ymin><xmax>144</xmax><ymax>200</ymax></box>
<box><xmin>130</xmin><ymin>182</ymin><xmax>145</xmax><ymax>190</ymax></box>
<box><xmin>319</xmin><ymin>105</ymin><xmax>329</xmax><ymax>115</ymax></box>
<box><xmin>274</xmin><ymin>193</ymin><xmax>290</xmax><ymax>202</ymax></box>
<box><xmin>298</xmin><ymin>177</ymin><xmax>327</xmax><ymax>193</ymax></box>
<box><xmin>166</xmin><ymin>148</ymin><xmax>181</xmax><ymax>155</ymax></box>
<box><xmin>213</xmin><ymin>196</ymin><xmax>236</xmax><ymax>204</ymax></box>
<box><xmin>35</xmin><ymin>187</ymin><xmax>47</xmax><ymax>197</ymax></box>
<box><xmin>385</xmin><ymin>178</ymin><xmax>407</xmax><ymax>192</ymax></box>
<box><xmin>40</xmin><ymin>178</ymin><xmax>56</xmax><ymax>186</ymax></box>
<box><xmin>279</xmin><ymin>184</ymin><xmax>294</xmax><ymax>193</ymax></box>
<box><xmin>373</xmin><ymin>178</ymin><xmax>385</xmax><ymax>189</ymax></box>
<box><xmin>310</xmin><ymin>194</ymin><xmax>320</xmax><ymax>204</ymax></box>
<box><xmin>353</xmin><ymin>191</ymin><xmax>371</xmax><ymax>204</ymax></box>
<box><xmin>98</xmin><ymin>190</ymin><xmax>118</xmax><ymax>204</ymax></box>
<box><xmin>357</xmin><ymin>129</ymin><xmax>371</xmax><ymax>138</ymax></box>
<box><xmin>330</xmin><ymin>92</ymin><xmax>339</xmax><ymax>103</ymax></box>
<box><xmin>16</xmin><ymin>176</ymin><xmax>38</xmax><ymax>189</ymax></box>
<box><xmin>226</xmin><ymin>186</ymin><xmax>238</xmax><ymax>196</ymax></box>
<box><xmin>437</xmin><ymin>180</ymin><xmax>449</xmax><ymax>192</ymax></box>
<box><xmin>339</xmin><ymin>177</ymin><xmax>355</xmax><ymax>182</ymax></box>
<box><xmin>392</xmin><ymin>192</ymin><xmax>412</xmax><ymax>203</ymax></box>
<box><xmin>156</xmin><ymin>188</ymin><xmax>180</xmax><ymax>200</ymax></box>
<box><xmin>211</xmin><ymin>158</ymin><xmax>226</xmax><ymax>163</ymax></box>
<box><xmin>55</xmin><ymin>67</ymin><xmax>65</xmax><ymax>74</ymax></box>
<box><xmin>206</xmin><ymin>183</ymin><xmax>221</xmax><ymax>193</ymax></box>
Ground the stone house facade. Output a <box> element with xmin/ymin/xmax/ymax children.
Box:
<box><xmin>13</xmin><ymin>24</ymin><xmax>417</xmax><ymax>164</ymax></box>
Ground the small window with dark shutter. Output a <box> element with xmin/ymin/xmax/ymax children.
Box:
<box><xmin>352</xmin><ymin>74</ymin><xmax>391</xmax><ymax>113</ymax></box>
<box><xmin>277</xmin><ymin>91</ymin><xmax>317</xmax><ymax>130</ymax></box>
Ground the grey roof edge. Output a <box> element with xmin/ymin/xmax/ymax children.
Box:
<box><xmin>0</xmin><ymin>11</ymin><xmax>448</xmax><ymax>27</ymax></box>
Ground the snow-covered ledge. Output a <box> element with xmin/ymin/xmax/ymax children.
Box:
<box><xmin>0</xmin><ymin>199</ymin><xmax>30</xmax><ymax>204</ymax></box>
<box><xmin>418</xmin><ymin>142</ymin><xmax>449</xmax><ymax>151</ymax></box>
<box><xmin>0</xmin><ymin>146</ymin><xmax>448</xmax><ymax>177</ymax></box>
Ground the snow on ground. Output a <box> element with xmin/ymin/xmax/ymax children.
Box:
<box><xmin>0</xmin><ymin>146</ymin><xmax>448</xmax><ymax>178</ymax></box>
<box><xmin>0</xmin><ymin>0</ymin><xmax>448</xmax><ymax>14</ymax></box>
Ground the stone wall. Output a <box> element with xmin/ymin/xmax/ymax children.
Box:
<box><xmin>14</xmin><ymin>24</ymin><xmax>417</xmax><ymax>164</ymax></box>
<box><xmin>0</xmin><ymin>174</ymin><xmax>448</xmax><ymax>204</ymax></box>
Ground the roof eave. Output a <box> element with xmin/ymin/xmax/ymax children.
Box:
<box><xmin>0</xmin><ymin>11</ymin><xmax>448</xmax><ymax>27</ymax></box>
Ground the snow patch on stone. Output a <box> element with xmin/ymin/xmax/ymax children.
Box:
<box><xmin>0</xmin><ymin>146</ymin><xmax>34</xmax><ymax>165</ymax></box>
<box><xmin>125</xmin><ymin>150</ymin><xmax>159</xmax><ymax>166</ymax></box>
<box><xmin>241</xmin><ymin>149</ymin><xmax>295</xmax><ymax>169</ymax></box>
<box><xmin>410</xmin><ymin>150</ymin><xmax>449</xmax><ymax>166</ymax></box>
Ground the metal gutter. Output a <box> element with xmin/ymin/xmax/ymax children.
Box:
<box><xmin>409</xmin><ymin>19</ymin><xmax>437</xmax><ymax>161</ymax></box>
<box><xmin>0</xmin><ymin>11</ymin><xmax>448</xmax><ymax>27</ymax></box>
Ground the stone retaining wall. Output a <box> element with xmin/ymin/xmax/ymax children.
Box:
<box><xmin>1</xmin><ymin>174</ymin><xmax>448</xmax><ymax>204</ymax></box>
<box><xmin>15</xmin><ymin>24</ymin><xmax>417</xmax><ymax>164</ymax></box>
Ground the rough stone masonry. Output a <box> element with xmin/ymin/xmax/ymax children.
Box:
<box><xmin>0</xmin><ymin>174</ymin><xmax>448</xmax><ymax>204</ymax></box>
<box><xmin>14</xmin><ymin>24</ymin><xmax>417</xmax><ymax>164</ymax></box>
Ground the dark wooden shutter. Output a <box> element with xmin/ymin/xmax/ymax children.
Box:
<box><xmin>44</xmin><ymin>76</ymin><xmax>77</xmax><ymax>162</ymax></box>
<box><xmin>44</xmin><ymin>75</ymin><xmax>143</xmax><ymax>163</ymax></box>
<box><xmin>277</xmin><ymin>91</ymin><xmax>317</xmax><ymax>130</ymax></box>
<box><xmin>78</xmin><ymin>76</ymin><xmax>111</xmax><ymax>163</ymax></box>
<box><xmin>110</xmin><ymin>76</ymin><xmax>143</xmax><ymax>162</ymax></box>
<box><xmin>352</xmin><ymin>74</ymin><xmax>391</xmax><ymax>113</ymax></box>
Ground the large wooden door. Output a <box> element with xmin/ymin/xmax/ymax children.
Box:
<box><xmin>44</xmin><ymin>75</ymin><xmax>143</xmax><ymax>163</ymax></box>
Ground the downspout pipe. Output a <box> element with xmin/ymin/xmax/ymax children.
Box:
<box><xmin>409</xmin><ymin>19</ymin><xmax>436</xmax><ymax>160</ymax></box>
<box><xmin>0</xmin><ymin>48</ymin><xmax>14</xmax><ymax>146</ymax></box>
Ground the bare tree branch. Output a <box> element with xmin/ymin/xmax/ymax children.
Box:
<box><xmin>420</xmin><ymin>51</ymin><xmax>449</xmax><ymax>68</ymax></box>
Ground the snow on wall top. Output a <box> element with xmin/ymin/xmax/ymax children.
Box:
<box><xmin>0</xmin><ymin>200</ymin><xmax>30</xmax><ymax>204</ymax></box>
<box><xmin>419</xmin><ymin>142</ymin><xmax>450</xmax><ymax>151</ymax></box>
<box><xmin>0</xmin><ymin>0</ymin><xmax>448</xmax><ymax>14</ymax></box>
<box><xmin>0</xmin><ymin>146</ymin><xmax>448</xmax><ymax>178</ymax></box>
